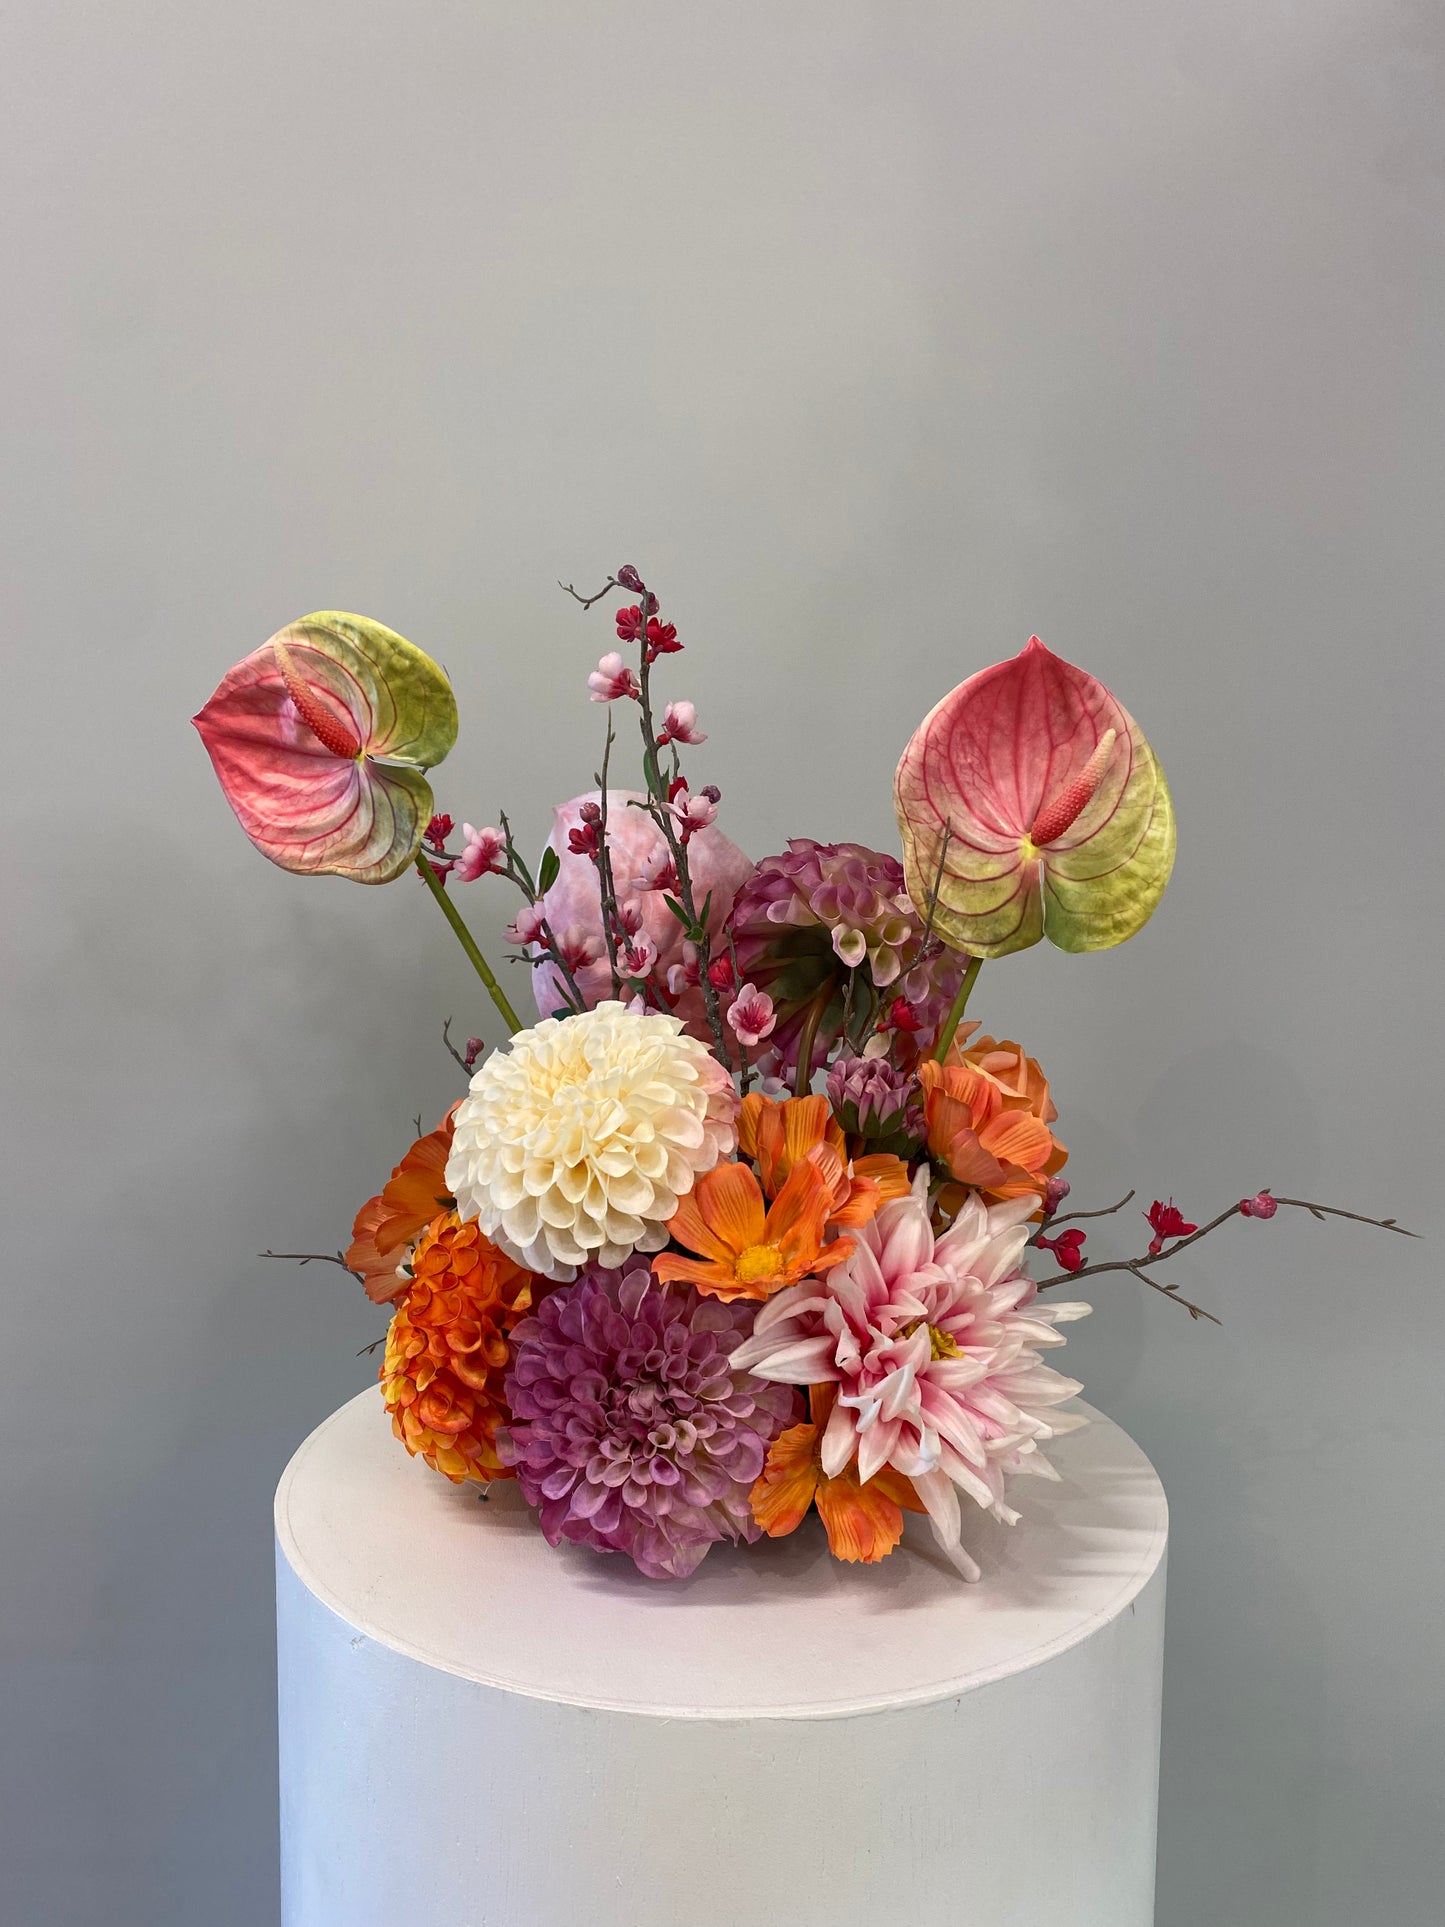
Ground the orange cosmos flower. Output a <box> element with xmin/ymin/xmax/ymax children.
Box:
<box><xmin>381</xmin><ymin>1211</ymin><xmax>539</xmax><ymax>1484</ymax></box>
<box><xmin>751</xmin><ymin>1385</ymin><xmax>925</xmax><ymax>1563</ymax></box>
<box><xmin>652</xmin><ymin>1158</ymin><xmax>852</xmax><ymax>1303</ymax></box>
<box><xmin>738</xmin><ymin>1091</ymin><xmax>910</xmax><ymax>1229</ymax></box>
<box><xmin>917</xmin><ymin>1058</ymin><xmax>1067</xmax><ymax>1204</ymax></box>
<box><xmin>346</xmin><ymin>1109</ymin><xmax>458</xmax><ymax>1303</ymax></box>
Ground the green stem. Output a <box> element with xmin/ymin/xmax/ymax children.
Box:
<box><xmin>415</xmin><ymin>853</ymin><xmax>523</xmax><ymax>1034</ymax></box>
<box><xmin>933</xmin><ymin>954</ymin><xmax>983</xmax><ymax>1061</ymax></box>
<box><xmin>792</xmin><ymin>985</ymin><xmax>831</xmax><ymax>1098</ymax></box>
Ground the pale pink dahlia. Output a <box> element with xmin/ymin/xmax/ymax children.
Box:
<box><xmin>502</xmin><ymin>1263</ymin><xmax>798</xmax><ymax>1579</ymax></box>
<box><xmin>730</xmin><ymin>1177</ymin><xmax>1090</xmax><ymax>1580</ymax></box>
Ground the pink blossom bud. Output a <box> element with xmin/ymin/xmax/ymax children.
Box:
<box><xmin>587</xmin><ymin>651</ymin><xmax>640</xmax><ymax>703</ymax></box>
<box><xmin>616</xmin><ymin>564</ymin><xmax>647</xmax><ymax>595</ymax></box>
<box><xmin>727</xmin><ymin>985</ymin><xmax>777</xmax><ymax>1047</ymax></box>
<box><xmin>452</xmin><ymin>824</ymin><xmax>506</xmax><ymax>882</ymax></box>
<box><xmin>463</xmin><ymin>1036</ymin><xmax>485</xmax><ymax>1071</ymax></box>
<box><xmin>507</xmin><ymin>901</ymin><xmax>549</xmax><ymax>947</ymax></box>
<box><xmin>1240</xmin><ymin>1191</ymin><xmax>1278</xmax><ymax>1219</ymax></box>
<box><xmin>424</xmin><ymin>812</ymin><xmax>454</xmax><ymax>851</ymax></box>
<box><xmin>1043</xmin><ymin>1175</ymin><xmax>1072</xmax><ymax>1217</ymax></box>
<box><xmin>658</xmin><ymin>700</ymin><xmax>707</xmax><ymax>746</ymax></box>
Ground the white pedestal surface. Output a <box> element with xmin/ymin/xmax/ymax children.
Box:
<box><xmin>276</xmin><ymin>1386</ymin><xmax>1167</xmax><ymax>1927</ymax></box>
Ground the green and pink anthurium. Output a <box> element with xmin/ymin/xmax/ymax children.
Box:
<box><xmin>193</xmin><ymin>612</ymin><xmax>458</xmax><ymax>885</ymax></box>
<box><xmin>894</xmin><ymin>636</ymin><xmax>1175</xmax><ymax>959</ymax></box>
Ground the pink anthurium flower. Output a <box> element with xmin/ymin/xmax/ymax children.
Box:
<box><xmin>194</xmin><ymin>612</ymin><xmax>458</xmax><ymax>885</ymax></box>
<box><xmin>894</xmin><ymin>636</ymin><xmax>1175</xmax><ymax>957</ymax></box>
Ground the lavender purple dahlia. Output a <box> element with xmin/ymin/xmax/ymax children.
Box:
<box><xmin>501</xmin><ymin>1263</ymin><xmax>798</xmax><ymax>1579</ymax></box>
<box><xmin>728</xmin><ymin>838</ymin><xmax>965</xmax><ymax>1070</ymax></box>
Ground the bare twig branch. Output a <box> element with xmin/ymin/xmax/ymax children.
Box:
<box><xmin>441</xmin><ymin>1016</ymin><xmax>472</xmax><ymax>1077</ymax></box>
<box><xmin>1271</xmin><ymin>1197</ymin><xmax>1420</xmax><ymax>1238</ymax></box>
<box><xmin>920</xmin><ymin>820</ymin><xmax>954</xmax><ymax>943</ymax></box>
<box><xmin>559</xmin><ymin>575</ymin><xmax>620</xmax><ymax>612</ymax></box>
<box><xmin>1048</xmin><ymin>1189</ymin><xmax>1136</xmax><ymax>1228</ymax></box>
<box><xmin>261</xmin><ymin>1249</ymin><xmax>364</xmax><ymax>1285</ymax></box>
<box><xmin>357</xmin><ymin>1335</ymin><xmax>386</xmax><ymax>1356</ymax></box>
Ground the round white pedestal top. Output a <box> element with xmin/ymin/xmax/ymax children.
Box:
<box><xmin>275</xmin><ymin>1386</ymin><xmax>1166</xmax><ymax>1722</ymax></box>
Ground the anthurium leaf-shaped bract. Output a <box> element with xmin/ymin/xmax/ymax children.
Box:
<box><xmin>894</xmin><ymin>636</ymin><xmax>1175</xmax><ymax>957</ymax></box>
<box><xmin>193</xmin><ymin>612</ymin><xmax>458</xmax><ymax>884</ymax></box>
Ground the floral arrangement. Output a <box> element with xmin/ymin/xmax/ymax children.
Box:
<box><xmin>196</xmin><ymin>569</ymin><xmax>1412</xmax><ymax>1582</ymax></box>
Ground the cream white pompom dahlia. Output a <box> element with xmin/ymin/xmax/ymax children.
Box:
<box><xmin>445</xmin><ymin>1002</ymin><xmax>739</xmax><ymax>1281</ymax></box>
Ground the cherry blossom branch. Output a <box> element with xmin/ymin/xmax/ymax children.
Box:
<box><xmin>1034</xmin><ymin>1194</ymin><xmax>1419</xmax><ymax>1323</ymax></box>
<box><xmin>593</xmin><ymin>718</ymin><xmax>626</xmax><ymax>999</ymax></box>
<box><xmin>493</xmin><ymin>812</ymin><xmax>588</xmax><ymax>1015</ymax></box>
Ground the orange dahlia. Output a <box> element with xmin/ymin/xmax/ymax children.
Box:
<box><xmin>347</xmin><ymin>1110</ymin><xmax>458</xmax><ymax>1303</ymax></box>
<box><xmin>380</xmin><ymin>1212</ymin><xmax>539</xmax><ymax>1485</ymax></box>
<box><xmin>750</xmin><ymin>1385</ymin><xmax>925</xmax><ymax>1563</ymax></box>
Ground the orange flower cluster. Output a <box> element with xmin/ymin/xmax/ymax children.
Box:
<box><xmin>347</xmin><ymin>1110</ymin><xmax>458</xmax><ymax>1303</ymax></box>
<box><xmin>380</xmin><ymin>1212</ymin><xmax>539</xmax><ymax>1485</ymax></box>
<box><xmin>653</xmin><ymin>1093</ymin><xmax>910</xmax><ymax>1303</ymax></box>
<box><xmin>919</xmin><ymin>1034</ymin><xmax>1066</xmax><ymax>1205</ymax></box>
<box><xmin>751</xmin><ymin>1385</ymin><xmax>925</xmax><ymax>1563</ymax></box>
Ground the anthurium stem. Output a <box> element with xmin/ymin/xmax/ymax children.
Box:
<box><xmin>415</xmin><ymin>853</ymin><xmax>523</xmax><ymax>1034</ymax></box>
<box><xmin>933</xmin><ymin>954</ymin><xmax>983</xmax><ymax>1061</ymax></box>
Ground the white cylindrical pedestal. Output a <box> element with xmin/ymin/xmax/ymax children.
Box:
<box><xmin>276</xmin><ymin>1387</ymin><xmax>1167</xmax><ymax>1927</ymax></box>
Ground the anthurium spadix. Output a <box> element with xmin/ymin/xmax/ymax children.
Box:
<box><xmin>894</xmin><ymin>636</ymin><xmax>1175</xmax><ymax>957</ymax></box>
<box><xmin>194</xmin><ymin>613</ymin><xmax>458</xmax><ymax>884</ymax></box>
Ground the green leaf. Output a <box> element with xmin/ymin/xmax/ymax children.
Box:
<box><xmin>537</xmin><ymin>846</ymin><xmax>561</xmax><ymax>895</ymax></box>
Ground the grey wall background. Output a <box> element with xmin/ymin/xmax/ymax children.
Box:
<box><xmin>2</xmin><ymin>4</ymin><xmax>1441</xmax><ymax>1923</ymax></box>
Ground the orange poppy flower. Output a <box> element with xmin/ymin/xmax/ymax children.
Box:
<box><xmin>346</xmin><ymin>1109</ymin><xmax>458</xmax><ymax>1303</ymax></box>
<box><xmin>750</xmin><ymin>1385</ymin><xmax>925</xmax><ymax>1563</ymax></box>
<box><xmin>652</xmin><ymin>1158</ymin><xmax>853</xmax><ymax>1303</ymax></box>
<box><xmin>917</xmin><ymin>1059</ymin><xmax>1067</xmax><ymax>1204</ymax></box>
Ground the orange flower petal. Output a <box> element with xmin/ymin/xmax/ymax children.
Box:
<box><xmin>815</xmin><ymin>1468</ymin><xmax>907</xmax><ymax>1563</ymax></box>
<box><xmin>851</xmin><ymin>1152</ymin><xmax>913</xmax><ymax>1201</ymax></box>
<box><xmin>749</xmin><ymin>1423</ymin><xmax>821</xmax><ymax>1537</ymax></box>
<box><xmin>650</xmin><ymin>1252</ymin><xmax>741</xmax><ymax>1291</ymax></box>
<box><xmin>979</xmin><ymin>1109</ymin><xmax>1055</xmax><ymax>1173</ymax></box>
<box><xmin>696</xmin><ymin>1161</ymin><xmax>769</xmax><ymax>1252</ymax></box>
<box><xmin>665</xmin><ymin>1190</ymin><xmax>743</xmax><ymax>1268</ymax></box>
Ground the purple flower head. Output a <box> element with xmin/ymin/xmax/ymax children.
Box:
<box><xmin>728</xmin><ymin>839</ymin><xmax>966</xmax><ymax>1072</ymax></box>
<box><xmin>502</xmin><ymin>1263</ymin><xmax>798</xmax><ymax>1580</ymax></box>
<box><xmin>826</xmin><ymin>1054</ymin><xmax>924</xmax><ymax>1146</ymax></box>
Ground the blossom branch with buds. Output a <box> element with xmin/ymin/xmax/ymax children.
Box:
<box><xmin>1033</xmin><ymin>1190</ymin><xmax>1418</xmax><ymax>1321</ymax></box>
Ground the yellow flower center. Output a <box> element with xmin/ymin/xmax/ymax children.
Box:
<box><xmin>735</xmin><ymin>1243</ymin><xmax>787</xmax><ymax>1285</ymax></box>
<box><xmin>901</xmin><ymin>1317</ymin><xmax>960</xmax><ymax>1360</ymax></box>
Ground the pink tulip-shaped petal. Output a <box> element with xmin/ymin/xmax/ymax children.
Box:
<box><xmin>194</xmin><ymin>612</ymin><xmax>457</xmax><ymax>884</ymax></box>
<box><xmin>894</xmin><ymin>636</ymin><xmax>1175</xmax><ymax>956</ymax></box>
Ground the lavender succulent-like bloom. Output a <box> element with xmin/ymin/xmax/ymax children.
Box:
<box><xmin>728</xmin><ymin>839</ymin><xmax>966</xmax><ymax>1070</ymax></box>
<box><xmin>826</xmin><ymin>1054</ymin><xmax>924</xmax><ymax>1144</ymax></box>
<box><xmin>501</xmin><ymin>1263</ymin><xmax>798</xmax><ymax>1580</ymax></box>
